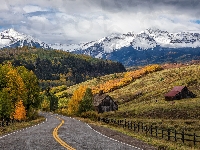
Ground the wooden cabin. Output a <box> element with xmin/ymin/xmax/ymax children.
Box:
<box><xmin>93</xmin><ymin>91</ymin><xmax>118</xmax><ymax>113</ymax></box>
<box><xmin>164</xmin><ymin>86</ymin><xmax>196</xmax><ymax>101</ymax></box>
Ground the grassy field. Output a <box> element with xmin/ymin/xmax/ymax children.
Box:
<box><xmin>0</xmin><ymin>116</ymin><xmax>45</xmax><ymax>136</ymax></box>
<box><xmin>52</xmin><ymin>64</ymin><xmax>200</xmax><ymax>149</ymax></box>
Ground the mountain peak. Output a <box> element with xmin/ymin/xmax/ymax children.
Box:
<box><xmin>2</xmin><ymin>28</ymin><xmax>21</xmax><ymax>36</ymax></box>
<box><xmin>0</xmin><ymin>28</ymin><xmax>50</xmax><ymax>49</ymax></box>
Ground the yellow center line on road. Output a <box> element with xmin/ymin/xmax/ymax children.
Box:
<box><xmin>53</xmin><ymin>116</ymin><xmax>76</xmax><ymax>150</ymax></box>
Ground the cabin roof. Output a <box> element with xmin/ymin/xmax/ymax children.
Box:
<box><xmin>164</xmin><ymin>90</ymin><xmax>180</xmax><ymax>97</ymax></box>
<box><xmin>171</xmin><ymin>86</ymin><xmax>186</xmax><ymax>92</ymax></box>
<box><xmin>93</xmin><ymin>94</ymin><xmax>108</xmax><ymax>106</ymax></box>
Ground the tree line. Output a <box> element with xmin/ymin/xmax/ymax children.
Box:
<box><xmin>0</xmin><ymin>47</ymin><xmax>126</xmax><ymax>89</ymax></box>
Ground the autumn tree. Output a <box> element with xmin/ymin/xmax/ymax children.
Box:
<box><xmin>13</xmin><ymin>100</ymin><xmax>26</xmax><ymax>121</ymax></box>
<box><xmin>0</xmin><ymin>64</ymin><xmax>11</xmax><ymax>90</ymax></box>
<box><xmin>17</xmin><ymin>66</ymin><xmax>41</xmax><ymax>118</ymax></box>
<box><xmin>67</xmin><ymin>86</ymin><xmax>87</xmax><ymax>115</ymax></box>
<box><xmin>0</xmin><ymin>63</ymin><xmax>41</xmax><ymax>121</ymax></box>
<box><xmin>5</xmin><ymin>68</ymin><xmax>27</xmax><ymax>106</ymax></box>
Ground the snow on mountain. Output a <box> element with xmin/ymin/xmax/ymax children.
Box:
<box><xmin>144</xmin><ymin>28</ymin><xmax>200</xmax><ymax>48</ymax></box>
<box><xmin>51</xmin><ymin>28</ymin><xmax>200</xmax><ymax>57</ymax></box>
<box><xmin>1</xmin><ymin>28</ymin><xmax>199</xmax><ymax>66</ymax></box>
<box><xmin>0</xmin><ymin>28</ymin><xmax>50</xmax><ymax>49</ymax></box>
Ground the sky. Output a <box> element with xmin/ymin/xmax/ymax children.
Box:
<box><xmin>1</xmin><ymin>0</ymin><xmax>200</xmax><ymax>44</ymax></box>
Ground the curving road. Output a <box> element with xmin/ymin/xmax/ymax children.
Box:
<box><xmin>0</xmin><ymin>112</ymin><xmax>142</xmax><ymax>150</ymax></box>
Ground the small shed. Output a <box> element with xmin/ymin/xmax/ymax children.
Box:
<box><xmin>164</xmin><ymin>86</ymin><xmax>196</xmax><ymax>101</ymax></box>
<box><xmin>93</xmin><ymin>91</ymin><xmax>118</xmax><ymax>113</ymax></box>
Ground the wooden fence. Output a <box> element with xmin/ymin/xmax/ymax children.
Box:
<box><xmin>0</xmin><ymin>120</ymin><xmax>16</xmax><ymax>127</ymax></box>
<box><xmin>98</xmin><ymin>117</ymin><xmax>200</xmax><ymax>146</ymax></box>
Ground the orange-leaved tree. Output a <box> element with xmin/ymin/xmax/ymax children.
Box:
<box><xmin>13</xmin><ymin>100</ymin><xmax>26</xmax><ymax>121</ymax></box>
<box><xmin>92</xmin><ymin>64</ymin><xmax>163</xmax><ymax>94</ymax></box>
<box><xmin>67</xmin><ymin>86</ymin><xmax>87</xmax><ymax>115</ymax></box>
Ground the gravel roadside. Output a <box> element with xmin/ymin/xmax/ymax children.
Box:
<box><xmin>89</xmin><ymin>124</ymin><xmax>157</xmax><ymax>150</ymax></box>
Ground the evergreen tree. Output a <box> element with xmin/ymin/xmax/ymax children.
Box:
<box><xmin>78</xmin><ymin>88</ymin><xmax>94</xmax><ymax>114</ymax></box>
<box><xmin>49</xmin><ymin>93</ymin><xmax>58</xmax><ymax>112</ymax></box>
<box><xmin>45</xmin><ymin>87</ymin><xmax>58</xmax><ymax>112</ymax></box>
<box><xmin>0</xmin><ymin>90</ymin><xmax>12</xmax><ymax>120</ymax></box>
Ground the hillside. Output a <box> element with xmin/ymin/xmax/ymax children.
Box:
<box><xmin>53</xmin><ymin>63</ymin><xmax>200</xmax><ymax>149</ymax></box>
<box><xmin>54</xmin><ymin>64</ymin><xmax>200</xmax><ymax>118</ymax></box>
<box><xmin>0</xmin><ymin>47</ymin><xmax>126</xmax><ymax>89</ymax></box>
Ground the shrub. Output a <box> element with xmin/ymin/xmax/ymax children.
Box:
<box><xmin>80</xmin><ymin>111</ymin><xmax>99</xmax><ymax>121</ymax></box>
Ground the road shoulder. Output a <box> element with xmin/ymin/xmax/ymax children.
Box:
<box><xmin>89</xmin><ymin>123</ymin><xmax>157</xmax><ymax>150</ymax></box>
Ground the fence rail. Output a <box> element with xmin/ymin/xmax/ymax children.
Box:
<box><xmin>98</xmin><ymin>117</ymin><xmax>200</xmax><ymax>146</ymax></box>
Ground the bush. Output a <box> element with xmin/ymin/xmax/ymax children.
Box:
<box><xmin>80</xmin><ymin>111</ymin><xmax>99</xmax><ymax>121</ymax></box>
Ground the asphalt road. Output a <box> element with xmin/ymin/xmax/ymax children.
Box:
<box><xmin>0</xmin><ymin>112</ymin><xmax>142</xmax><ymax>150</ymax></box>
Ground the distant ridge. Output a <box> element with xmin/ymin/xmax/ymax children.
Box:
<box><xmin>1</xmin><ymin>28</ymin><xmax>200</xmax><ymax>66</ymax></box>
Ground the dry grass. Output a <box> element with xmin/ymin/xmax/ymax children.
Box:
<box><xmin>53</xmin><ymin>64</ymin><xmax>200</xmax><ymax>149</ymax></box>
<box><xmin>0</xmin><ymin>116</ymin><xmax>45</xmax><ymax>136</ymax></box>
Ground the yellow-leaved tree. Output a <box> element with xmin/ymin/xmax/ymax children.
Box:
<box><xmin>67</xmin><ymin>86</ymin><xmax>87</xmax><ymax>115</ymax></box>
<box><xmin>13</xmin><ymin>100</ymin><xmax>26</xmax><ymax>121</ymax></box>
<box><xmin>5</xmin><ymin>68</ymin><xmax>27</xmax><ymax>106</ymax></box>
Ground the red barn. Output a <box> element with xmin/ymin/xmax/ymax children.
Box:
<box><xmin>164</xmin><ymin>86</ymin><xmax>196</xmax><ymax>101</ymax></box>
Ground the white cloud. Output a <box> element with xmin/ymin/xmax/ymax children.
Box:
<box><xmin>0</xmin><ymin>0</ymin><xmax>200</xmax><ymax>44</ymax></box>
<box><xmin>23</xmin><ymin>5</ymin><xmax>48</xmax><ymax>13</ymax></box>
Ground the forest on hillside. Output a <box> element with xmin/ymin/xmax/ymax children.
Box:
<box><xmin>0</xmin><ymin>47</ymin><xmax>126</xmax><ymax>89</ymax></box>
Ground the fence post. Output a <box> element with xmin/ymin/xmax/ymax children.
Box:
<box><xmin>150</xmin><ymin>125</ymin><xmax>153</xmax><ymax>136</ymax></box>
<box><xmin>168</xmin><ymin>129</ymin><xmax>170</xmax><ymax>141</ymax></box>
<box><xmin>145</xmin><ymin>125</ymin><xmax>148</xmax><ymax>135</ymax></box>
<box><xmin>141</xmin><ymin>123</ymin><xmax>144</xmax><ymax>132</ymax></box>
<box><xmin>194</xmin><ymin>133</ymin><xmax>196</xmax><ymax>146</ymax></box>
<box><xmin>134</xmin><ymin>122</ymin><xmax>136</xmax><ymax>132</ymax></box>
<box><xmin>138</xmin><ymin>123</ymin><xmax>140</xmax><ymax>132</ymax></box>
<box><xmin>127</xmin><ymin>121</ymin><xmax>130</xmax><ymax>129</ymax></box>
<box><xmin>161</xmin><ymin>129</ymin><xmax>164</xmax><ymax>139</ymax></box>
<box><xmin>182</xmin><ymin>131</ymin><xmax>184</xmax><ymax>144</ymax></box>
<box><xmin>124</xmin><ymin>119</ymin><xmax>126</xmax><ymax>128</ymax></box>
<box><xmin>155</xmin><ymin>126</ymin><xmax>158</xmax><ymax>137</ymax></box>
<box><xmin>174</xmin><ymin>130</ymin><xmax>177</xmax><ymax>142</ymax></box>
<box><xmin>130</xmin><ymin>121</ymin><xmax>132</xmax><ymax>130</ymax></box>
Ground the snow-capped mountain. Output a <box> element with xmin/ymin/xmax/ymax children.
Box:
<box><xmin>0</xmin><ymin>28</ymin><xmax>50</xmax><ymax>49</ymax></box>
<box><xmin>51</xmin><ymin>28</ymin><xmax>200</xmax><ymax>66</ymax></box>
<box><xmin>51</xmin><ymin>28</ymin><xmax>200</xmax><ymax>53</ymax></box>
<box><xmin>1</xmin><ymin>28</ymin><xmax>200</xmax><ymax>66</ymax></box>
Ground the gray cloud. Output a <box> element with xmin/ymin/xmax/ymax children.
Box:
<box><xmin>0</xmin><ymin>0</ymin><xmax>200</xmax><ymax>44</ymax></box>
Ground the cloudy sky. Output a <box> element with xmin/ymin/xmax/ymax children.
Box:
<box><xmin>0</xmin><ymin>0</ymin><xmax>200</xmax><ymax>44</ymax></box>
